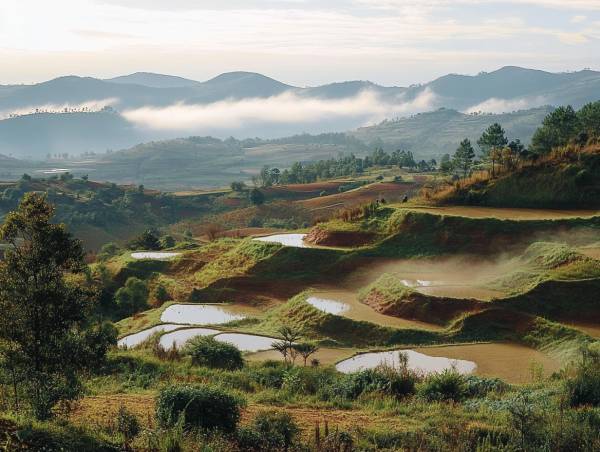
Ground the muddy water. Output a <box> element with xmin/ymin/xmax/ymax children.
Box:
<box><xmin>310</xmin><ymin>289</ymin><xmax>443</xmax><ymax>330</ymax></box>
<box><xmin>118</xmin><ymin>324</ymin><xmax>181</xmax><ymax>348</ymax></box>
<box><xmin>306</xmin><ymin>296</ymin><xmax>349</xmax><ymax>315</ymax></box>
<box><xmin>159</xmin><ymin>328</ymin><xmax>221</xmax><ymax>349</ymax></box>
<box><xmin>414</xmin><ymin>343</ymin><xmax>561</xmax><ymax>383</ymax></box>
<box><xmin>343</xmin><ymin>256</ymin><xmax>511</xmax><ymax>300</ymax></box>
<box><xmin>160</xmin><ymin>304</ymin><xmax>246</xmax><ymax>325</ymax></box>
<box><xmin>254</xmin><ymin>233</ymin><xmax>308</xmax><ymax>248</ymax></box>
<box><xmin>579</xmin><ymin>246</ymin><xmax>600</xmax><ymax>260</ymax></box>
<box><xmin>565</xmin><ymin>323</ymin><xmax>600</xmax><ymax>338</ymax></box>
<box><xmin>131</xmin><ymin>252</ymin><xmax>181</xmax><ymax>260</ymax></box>
<box><xmin>214</xmin><ymin>333</ymin><xmax>278</xmax><ymax>352</ymax></box>
<box><xmin>336</xmin><ymin>350</ymin><xmax>477</xmax><ymax>375</ymax></box>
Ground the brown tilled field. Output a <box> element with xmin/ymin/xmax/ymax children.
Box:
<box><xmin>299</xmin><ymin>182</ymin><xmax>418</xmax><ymax>214</ymax></box>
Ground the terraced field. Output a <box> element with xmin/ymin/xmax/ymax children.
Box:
<box><xmin>112</xmin><ymin>204</ymin><xmax>599</xmax><ymax>387</ymax></box>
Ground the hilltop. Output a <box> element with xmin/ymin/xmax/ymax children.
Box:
<box><xmin>432</xmin><ymin>144</ymin><xmax>600</xmax><ymax>208</ymax></box>
<box><xmin>2</xmin><ymin>66</ymin><xmax>600</xmax><ymax>160</ymax></box>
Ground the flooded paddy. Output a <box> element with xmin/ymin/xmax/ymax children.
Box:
<box><xmin>247</xmin><ymin>347</ymin><xmax>357</xmax><ymax>365</ymax></box>
<box><xmin>414</xmin><ymin>343</ymin><xmax>561</xmax><ymax>383</ymax></box>
<box><xmin>159</xmin><ymin>328</ymin><xmax>221</xmax><ymax>349</ymax></box>
<box><xmin>117</xmin><ymin>324</ymin><xmax>181</xmax><ymax>348</ymax></box>
<box><xmin>306</xmin><ymin>296</ymin><xmax>349</xmax><ymax>315</ymax></box>
<box><xmin>131</xmin><ymin>252</ymin><xmax>181</xmax><ymax>260</ymax></box>
<box><xmin>344</xmin><ymin>256</ymin><xmax>512</xmax><ymax>301</ymax></box>
<box><xmin>336</xmin><ymin>350</ymin><xmax>477</xmax><ymax>375</ymax></box>
<box><xmin>310</xmin><ymin>289</ymin><xmax>444</xmax><ymax>330</ymax></box>
<box><xmin>254</xmin><ymin>233</ymin><xmax>308</xmax><ymax>248</ymax></box>
<box><xmin>160</xmin><ymin>304</ymin><xmax>246</xmax><ymax>325</ymax></box>
<box><xmin>214</xmin><ymin>333</ymin><xmax>278</xmax><ymax>352</ymax></box>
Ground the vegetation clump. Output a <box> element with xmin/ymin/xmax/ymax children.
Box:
<box><xmin>183</xmin><ymin>336</ymin><xmax>244</xmax><ymax>370</ymax></box>
<box><xmin>155</xmin><ymin>384</ymin><xmax>244</xmax><ymax>432</ymax></box>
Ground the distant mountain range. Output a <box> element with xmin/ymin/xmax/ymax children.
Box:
<box><xmin>0</xmin><ymin>66</ymin><xmax>599</xmax><ymax>160</ymax></box>
<box><xmin>1</xmin><ymin>107</ymin><xmax>552</xmax><ymax>190</ymax></box>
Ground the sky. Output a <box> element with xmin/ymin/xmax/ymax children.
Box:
<box><xmin>0</xmin><ymin>0</ymin><xmax>599</xmax><ymax>86</ymax></box>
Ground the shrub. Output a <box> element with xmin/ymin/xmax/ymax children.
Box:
<box><xmin>418</xmin><ymin>369</ymin><xmax>466</xmax><ymax>402</ymax></box>
<box><xmin>114</xmin><ymin>277</ymin><xmax>149</xmax><ymax>316</ymax></box>
<box><xmin>463</xmin><ymin>375</ymin><xmax>509</xmax><ymax>398</ymax></box>
<box><xmin>183</xmin><ymin>336</ymin><xmax>244</xmax><ymax>370</ymax></box>
<box><xmin>237</xmin><ymin>410</ymin><xmax>299</xmax><ymax>452</ymax></box>
<box><xmin>116</xmin><ymin>405</ymin><xmax>140</xmax><ymax>444</ymax></box>
<box><xmin>322</xmin><ymin>358</ymin><xmax>418</xmax><ymax>402</ymax></box>
<box><xmin>566</xmin><ymin>346</ymin><xmax>600</xmax><ymax>407</ymax></box>
<box><xmin>155</xmin><ymin>384</ymin><xmax>244</xmax><ymax>432</ymax></box>
<box><xmin>160</xmin><ymin>235</ymin><xmax>176</xmax><ymax>249</ymax></box>
<box><xmin>154</xmin><ymin>284</ymin><xmax>171</xmax><ymax>304</ymax></box>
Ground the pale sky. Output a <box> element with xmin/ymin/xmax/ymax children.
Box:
<box><xmin>1</xmin><ymin>0</ymin><xmax>599</xmax><ymax>86</ymax></box>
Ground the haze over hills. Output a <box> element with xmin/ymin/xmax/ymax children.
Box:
<box><xmin>0</xmin><ymin>66</ymin><xmax>599</xmax><ymax>162</ymax></box>
<box><xmin>1</xmin><ymin>107</ymin><xmax>551</xmax><ymax>190</ymax></box>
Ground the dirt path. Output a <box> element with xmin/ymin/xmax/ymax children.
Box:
<box><xmin>399</xmin><ymin>206</ymin><xmax>599</xmax><ymax>220</ymax></box>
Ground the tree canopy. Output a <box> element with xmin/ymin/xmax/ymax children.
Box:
<box><xmin>0</xmin><ymin>193</ymin><xmax>116</xmax><ymax>419</ymax></box>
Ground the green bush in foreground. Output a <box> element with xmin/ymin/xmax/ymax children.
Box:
<box><xmin>155</xmin><ymin>384</ymin><xmax>244</xmax><ymax>432</ymax></box>
<box><xmin>183</xmin><ymin>336</ymin><xmax>244</xmax><ymax>370</ymax></box>
<box><xmin>418</xmin><ymin>369</ymin><xmax>467</xmax><ymax>402</ymax></box>
<box><xmin>237</xmin><ymin>410</ymin><xmax>300</xmax><ymax>451</ymax></box>
<box><xmin>566</xmin><ymin>345</ymin><xmax>600</xmax><ymax>407</ymax></box>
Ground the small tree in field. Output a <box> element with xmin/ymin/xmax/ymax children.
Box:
<box><xmin>0</xmin><ymin>193</ymin><xmax>115</xmax><ymax>419</ymax></box>
<box><xmin>293</xmin><ymin>342</ymin><xmax>319</xmax><ymax>366</ymax></box>
<box><xmin>249</xmin><ymin>188</ymin><xmax>265</xmax><ymax>206</ymax></box>
<box><xmin>452</xmin><ymin>139</ymin><xmax>476</xmax><ymax>178</ymax></box>
<box><xmin>272</xmin><ymin>326</ymin><xmax>303</xmax><ymax>364</ymax></box>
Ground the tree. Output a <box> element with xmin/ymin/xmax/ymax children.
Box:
<box><xmin>439</xmin><ymin>154</ymin><xmax>452</xmax><ymax>174</ymax></box>
<box><xmin>131</xmin><ymin>229</ymin><xmax>161</xmax><ymax>250</ymax></box>
<box><xmin>577</xmin><ymin>101</ymin><xmax>600</xmax><ymax>141</ymax></box>
<box><xmin>0</xmin><ymin>193</ymin><xmax>115</xmax><ymax>419</ymax></box>
<box><xmin>477</xmin><ymin>123</ymin><xmax>508</xmax><ymax>159</ymax></box>
<box><xmin>452</xmin><ymin>139</ymin><xmax>476</xmax><ymax>178</ymax></box>
<box><xmin>530</xmin><ymin>105</ymin><xmax>580</xmax><ymax>154</ymax></box>
<box><xmin>230</xmin><ymin>181</ymin><xmax>247</xmax><ymax>192</ymax></box>
<box><xmin>249</xmin><ymin>188</ymin><xmax>265</xmax><ymax>206</ymax></box>
<box><xmin>115</xmin><ymin>277</ymin><xmax>148</xmax><ymax>316</ymax></box>
<box><xmin>292</xmin><ymin>342</ymin><xmax>319</xmax><ymax>366</ymax></box>
<box><xmin>272</xmin><ymin>326</ymin><xmax>303</xmax><ymax>364</ymax></box>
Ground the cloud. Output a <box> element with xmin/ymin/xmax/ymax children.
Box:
<box><xmin>121</xmin><ymin>89</ymin><xmax>437</xmax><ymax>131</ymax></box>
<box><xmin>1</xmin><ymin>98</ymin><xmax>120</xmax><ymax>119</ymax></box>
<box><xmin>465</xmin><ymin>96</ymin><xmax>547</xmax><ymax>114</ymax></box>
<box><xmin>571</xmin><ymin>15</ymin><xmax>587</xmax><ymax>23</ymax></box>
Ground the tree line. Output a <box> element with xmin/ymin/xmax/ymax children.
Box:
<box><xmin>446</xmin><ymin>100</ymin><xmax>600</xmax><ymax>179</ymax></box>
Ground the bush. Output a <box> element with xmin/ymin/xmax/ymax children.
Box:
<box><xmin>418</xmin><ymin>369</ymin><xmax>466</xmax><ymax>402</ymax></box>
<box><xmin>183</xmin><ymin>336</ymin><xmax>244</xmax><ymax>370</ymax></box>
<box><xmin>154</xmin><ymin>284</ymin><xmax>171</xmax><ymax>304</ymax></box>
<box><xmin>463</xmin><ymin>375</ymin><xmax>509</xmax><ymax>398</ymax></box>
<box><xmin>566</xmin><ymin>346</ymin><xmax>600</xmax><ymax>407</ymax></box>
<box><xmin>155</xmin><ymin>384</ymin><xmax>244</xmax><ymax>432</ymax></box>
<box><xmin>114</xmin><ymin>277</ymin><xmax>148</xmax><ymax>316</ymax></box>
<box><xmin>116</xmin><ymin>405</ymin><xmax>140</xmax><ymax>443</ymax></box>
<box><xmin>321</xmin><ymin>358</ymin><xmax>418</xmax><ymax>402</ymax></box>
<box><xmin>237</xmin><ymin>410</ymin><xmax>299</xmax><ymax>452</ymax></box>
<box><xmin>160</xmin><ymin>235</ymin><xmax>176</xmax><ymax>249</ymax></box>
